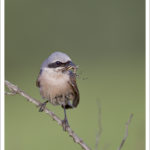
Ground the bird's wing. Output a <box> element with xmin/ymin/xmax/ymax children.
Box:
<box><xmin>68</xmin><ymin>72</ymin><xmax>80</xmax><ymax>107</ymax></box>
<box><xmin>36</xmin><ymin>70</ymin><xmax>42</xmax><ymax>88</ymax></box>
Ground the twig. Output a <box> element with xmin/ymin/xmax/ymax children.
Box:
<box><xmin>5</xmin><ymin>91</ymin><xmax>17</xmax><ymax>95</ymax></box>
<box><xmin>5</xmin><ymin>80</ymin><xmax>91</xmax><ymax>150</ymax></box>
<box><xmin>95</xmin><ymin>100</ymin><xmax>102</xmax><ymax>150</ymax></box>
<box><xmin>117</xmin><ymin>114</ymin><xmax>133</xmax><ymax>150</ymax></box>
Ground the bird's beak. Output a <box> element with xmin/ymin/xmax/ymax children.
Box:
<box><xmin>66</xmin><ymin>61</ymin><xmax>77</xmax><ymax>71</ymax></box>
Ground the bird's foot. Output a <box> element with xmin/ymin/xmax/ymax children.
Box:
<box><xmin>38</xmin><ymin>101</ymin><xmax>48</xmax><ymax>112</ymax></box>
<box><xmin>62</xmin><ymin>119</ymin><xmax>70</xmax><ymax>131</ymax></box>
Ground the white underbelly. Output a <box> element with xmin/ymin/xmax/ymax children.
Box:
<box><xmin>38</xmin><ymin>69</ymin><xmax>73</xmax><ymax>105</ymax></box>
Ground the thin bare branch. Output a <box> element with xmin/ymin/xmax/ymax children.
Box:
<box><xmin>95</xmin><ymin>100</ymin><xmax>102</xmax><ymax>150</ymax></box>
<box><xmin>117</xmin><ymin>114</ymin><xmax>133</xmax><ymax>150</ymax></box>
<box><xmin>5</xmin><ymin>80</ymin><xmax>91</xmax><ymax>150</ymax></box>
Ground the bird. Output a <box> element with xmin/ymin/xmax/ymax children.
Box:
<box><xmin>36</xmin><ymin>51</ymin><xmax>80</xmax><ymax>130</ymax></box>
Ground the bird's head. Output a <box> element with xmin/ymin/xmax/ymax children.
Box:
<box><xmin>41</xmin><ymin>51</ymin><xmax>77</xmax><ymax>73</ymax></box>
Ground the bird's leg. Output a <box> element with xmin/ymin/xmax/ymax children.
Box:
<box><xmin>38</xmin><ymin>100</ymin><xmax>48</xmax><ymax>112</ymax></box>
<box><xmin>62</xmin><ymin>107</ymin><xmax>70</xmax><ymax>131</ymax></box>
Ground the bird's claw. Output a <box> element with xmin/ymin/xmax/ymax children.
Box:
<box><xmin>38</xmin><ymin>102</ymin><xmax>47</xmax><ymax>112</ymax></box>
<box><xmin>62</xmin><ymin>119</ymin><xmax>70</xmax><ymax>131</ymax></box>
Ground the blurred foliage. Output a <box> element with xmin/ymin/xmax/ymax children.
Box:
<box><xmin>5</xmin><ymin>0</ymin><xmax>145</xmax><ymax>150</ymax></box>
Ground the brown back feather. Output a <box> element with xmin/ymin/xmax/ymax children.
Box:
<box><xmin>36</xmin><ymin>70</ymin><xmax>42</xmax><ymax>87</ymax></box>
<box><xmin>68</xmin><ymin>72</ymin><xmax>80</xmax><ymax>107</ymax></box>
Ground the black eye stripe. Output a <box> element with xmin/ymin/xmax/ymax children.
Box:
<box><xmin>48</xmin><ymin>61</ymin><xmax>71</xmax><ymax>68</ymax></box>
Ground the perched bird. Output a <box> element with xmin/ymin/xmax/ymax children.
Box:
<box><xmin>36</xmin><ymin>51</ymin><xmax>79</xmax><ymax>130</ymax></box>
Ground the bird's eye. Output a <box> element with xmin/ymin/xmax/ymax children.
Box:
<box><xmin>56</xmin><ymin>61</ymin><xmax>61</xmax><ymax>66</ymax></box>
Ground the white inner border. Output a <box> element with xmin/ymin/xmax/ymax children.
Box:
<box><xmin>0</xmin><ymin>0</ymin><xmax>5</xmax><ymax>149</ymax></box>
<box><xmin>0</xmin><ymin>0</ymin><xmax>149</xmax><ymax>150</ymax></box>
<box><xmin>146</xmin><ymin>0</ymin><xmax>150</xmax><ymax>150</ymax></box>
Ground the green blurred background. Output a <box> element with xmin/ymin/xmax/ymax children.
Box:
<box><xmin>5</xmin><ymin>0</ymin><xmax>145</xmax><ymax>150</ymax></box>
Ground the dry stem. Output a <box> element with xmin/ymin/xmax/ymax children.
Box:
<box><xmin>117</xmin><ymin>114</ymin><xmax>133</xmax><ymax>150</ymax></box>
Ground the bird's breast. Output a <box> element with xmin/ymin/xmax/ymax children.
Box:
<box><xmin>38</xmin><ymin>69</ymin><xmax>73</xmax><ymax>105</ymax></box>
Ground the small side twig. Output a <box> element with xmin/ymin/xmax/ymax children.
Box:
<box><xmin>5</xmin><ymin>91</ymin><xmax>17</xmax><ymax>95</ymax></box>
<box><xmin>117</xmin><ymin>114</ymin><xmax>133</xmax><ymax>150</ymax></box>
<box><xmin>95</xmin><ymin>100</ymin><xmax>102</xmax><ymax>150</ymax></box>
<box><xmin>5</xmin><ymin>80</ymin><xmax>91</xmax><ymax>150</ymax></box>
